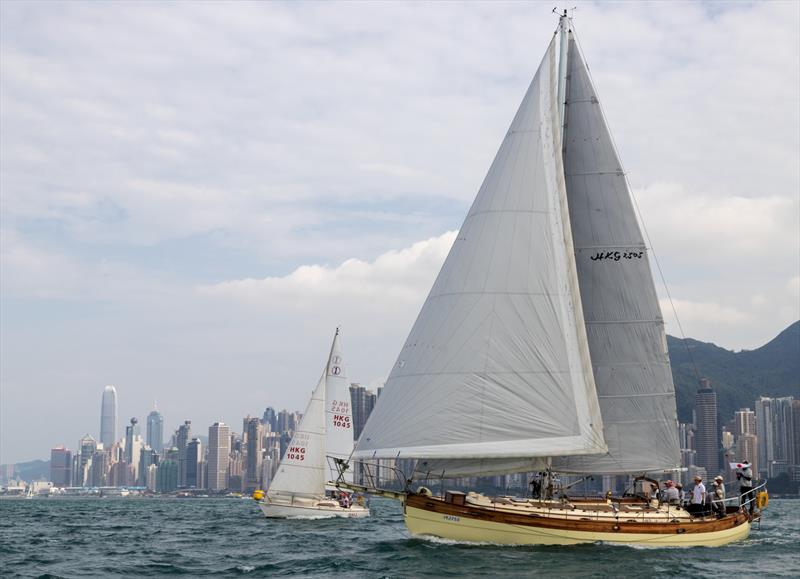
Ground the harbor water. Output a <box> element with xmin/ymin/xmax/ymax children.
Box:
<box><xmin>2</xmin><ymin>497</ymin><xmax>798</xmax><ymax>577</ymax></box>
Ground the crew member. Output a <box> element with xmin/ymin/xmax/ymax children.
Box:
<box><xmin>711</xmin><ymin>475</ymin><xmax>726</xmax><ymax>518</ymax></box>
<box><xmin>688</xmin><ymin>475</ymin><xmax>706</xmax><ymax>516</ymax></box>
<box><xmin>737</xmin><ymin>460</ymin><xmax>755</xmax><ymax>514</ymax></box>
<box><xmin>662</xmin><ymin>480</ymin><xmax>680</xmax><ymax>505</ymax></box>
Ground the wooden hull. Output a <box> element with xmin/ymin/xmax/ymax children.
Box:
<box><xmin>404</xmin><ymin>494</ymin><xmax>750</xmax><ymax>547</ymax></box>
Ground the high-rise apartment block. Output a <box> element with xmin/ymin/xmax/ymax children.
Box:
<box><xmin>350</xmin><ymin>383</ymin><xmax>378</xmax><ymax>440</ymax></box>
<box><xmin>756</xmin><ymin>396</ymin><xmax>796</xmax><ymax>478</ymax></box>
<box><xmin>185</xmin><ymin>438</ymin><xmax>203</xmax><ymax>489</ymax></box>
<box><xmin>207</xmin><ymin>422</ymin><xmax>230</xmax><ymax>491</ymax></box>
<box><xmin>244</xmin><ymin>417</ymin><xmax>263</xmax><ymax>492</ymax></box>
<box><xmin>176</xmin><ymin>421</ymin><xmax>191</xmax><ymax>488</ymax></box>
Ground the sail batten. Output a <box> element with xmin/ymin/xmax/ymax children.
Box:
<box><xmin>354</xmin><ymin>37</ymin><xmax>606</xmax><ymax>471</ymax></box>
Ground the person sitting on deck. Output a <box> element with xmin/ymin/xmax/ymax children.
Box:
<box><xmin>661</xmin><ymin>480</ymin><xmax>680</xmax><ymax>505</ymax></box>
<box><xmin>711</xmin><ymin>476</ymin><xmax>726</xmax><ymax>518</ymax></box>
<box><xmin>688</xmin><ymin>476</ymin><xmax>707</xmax><ymax>516</ymax></box>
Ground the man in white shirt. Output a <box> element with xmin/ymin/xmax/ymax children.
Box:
<box><xmin>737</xmin><ymin>461</ymin><xmax>755</xmax><ymax>514</ymax></box>
<box><xmin>689</xmin><ymin>475</ymin><xmax>707</xmax><ymax>516</ymax></box>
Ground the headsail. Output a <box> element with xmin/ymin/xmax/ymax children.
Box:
<box><xmin>553</xmin><ymin>35</ymin><xmax>681</xmax><ymax>474</ymax></box>
<box><xmin>267</xmin><ymin>371</ymin><xmax>327</xmax><ymax>500</ymax></box>
<box><xmin>354</xmin><ymin>37</ymin><xmax>606</xmax><ymax>472</ymax></box>
<box><xmin>324</xmin><ymin>329</ymin><xmax>355</xmax><ymax>483</ymax></box>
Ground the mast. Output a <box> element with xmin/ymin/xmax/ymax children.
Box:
<box><xmin>556</xmin><ymin>9</ymin><xmax>571</xmax><ymax>142</ymax></box>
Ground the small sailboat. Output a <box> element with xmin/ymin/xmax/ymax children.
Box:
<box><xmin>348</xmin><ymin>12</ymin><xmax>761</xmax><ymax>545</ymax></box>
<box><xmin>258</xmin><ymin>328</ymin><xmax>369</xmax><ymax>518</ymax></box>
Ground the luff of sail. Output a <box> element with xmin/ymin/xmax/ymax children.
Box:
<box><xmin>267</xmin><ymin>371</ymin><xmax>327</xmax><ymax>500</ymax></box>
<box><xmin>552</xmin><ymin>34</ymin><xmax>681</xmax><ymax>474</ymax></box>
<box><xmin>354</xmin><ymin>37</ymin><xmax>606</xmax><ymax>470</ymax></box>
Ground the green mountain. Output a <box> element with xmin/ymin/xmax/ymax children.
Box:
<box><xmin>669</xmin><ymin>321</ymin><xmax>800</xmax><ymax>425</ymax></box>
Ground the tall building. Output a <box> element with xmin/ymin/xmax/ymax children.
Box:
<box><xmin>77</xmin><ymin>435</ymin><xmax>97</xmax><ymax>487</ymax></box>
<box><xmin>156</xmin><ymin>460</ymin><xmax>178</xmax><ymax>493</ymax></box>
<box><xmin>262</xmin><ymin>407</ymin><xmax>276</xmax><ymax>432</ymax></box>
<box><xmin>100</xmin><ymin>385</ymin><xmax>118</xmax><ymax>447</ymax></box>
<box><xmin>147</xmin><ymin>406</ymin><xmax>164</xmax><ymax>452</ymax></box>
<box><xmin>207</xmin><ymin>422</ymin><xmax>230</xmax><ymax>492</ymax></box>
<box><xmin>244</xmin><ymin>417</ymin><xmax>263</xmax><ymax>492</ymax></box>
<box><xmin>350</xmin><ymin>383</ymin><xmax>378</xmax><ymax>439</ymax></box>
<box><xmin>124</xmin><ymin>418</ymin><xmax>139</xmax><ymax>464</ymax></box>
<box><xmin>276</xmin><ymin>410</ymin><xmax>291</xmax><ymax>434</ymax></box>
<box><xmin>185</xmin><ymin>438</ymin><xmax>202</xmax><ymax>489</ymax></box>
<box><xmin>693</xmin><ymin>378</ymin><xmax>719</xmax><ymax>476</ymax></box>
<box><xmin>756</xmin><ymin>396</ymin><xmax>796</xmax><ymax>477</ymax></box>
<box><xmin>176</xmin><ymin>420</ymin><xmax>191</xmax><ymax>488</ymax></box>
<box><xmin>50</xmin><ymin>447</ymin><xmax>72</xmax><ymax>487</ymax></box>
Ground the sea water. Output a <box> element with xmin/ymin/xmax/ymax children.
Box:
<box><xmin>1</xmin><ymin>497</ymin><xmax>798</xmax><ymax>577</ymax></box>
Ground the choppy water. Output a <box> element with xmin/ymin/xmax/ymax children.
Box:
<box><xmin>1</xmin><ymin>497</ymin><xmax>798</xmax><ymax>578</ymax></box>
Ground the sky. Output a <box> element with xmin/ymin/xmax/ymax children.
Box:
<box><xmin>1</xmin><ymin>1</ymin><xmax>798</xmax><ymax>464</ymax></box>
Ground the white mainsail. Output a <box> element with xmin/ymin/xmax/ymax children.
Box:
<box><xmin>324</xmin><ymin>329</ymin><xmax>355</xmax><ymax>484</ymax></box>
<box><xmin>354</xmin><ymin>37</ymin><xmax>606</xmax><ymax>471</ymax></box>
<box><xmin>553</xmin><ymin>36</ymin><xmax>681</xmax><ymax>474</ymax></box>
<box><xmin>267</xmin><ymin>371</ymin><xmax>327</xmax><ymax>500</ymax></box>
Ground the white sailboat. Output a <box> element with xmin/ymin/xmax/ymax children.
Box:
<box><xmin>258</xmin><ymin>329</ymin><xmax>369</xmax><ymax>518</ymax></box>
<box><xmin>349</xmin><ymin>12</ymin><xmax>762</xmax><ymax>545</ymax></box>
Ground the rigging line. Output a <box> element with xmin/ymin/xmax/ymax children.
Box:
<box><xmin>569</xmin><ymin>21</ymin><xmax>702</xmax><ymax>383</ymax></box>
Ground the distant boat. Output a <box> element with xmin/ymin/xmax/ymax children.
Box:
<box><xmin>258</xmin><ymin>329</ymin><xmax>369</xmax><ymax>518</ymax></box>
<box><xmin>348</xmin><ymin>11</ymin><xmax>764</xmax><ymax>546</ymax></box>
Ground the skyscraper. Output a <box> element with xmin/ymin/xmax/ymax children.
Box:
<box><xmin>262</xmin><ymin>407</ymin><xmax>276</xmax><ymax>432</ymax></box>
<box><xmin>50</xmin><ymin>447</ymin><xmax>72</xmax><ymax>487</ymax></box>
<box><xmin>350</xmin><ymin>383</ymin><xmax>378</xmax><ymax>439</ymax></box>
<box><xmin>176</xmin><ymin>421</ymin><xmax>191</xmax><ymax>488</ymax></box>
<box><xmin>77</xmin><ymin>435</ymin><xmax>97</xmax><ymax>487</ymax></box>
<box><xmin>147</xmin><ymin>406</ymin><xmax>164</xmax><ymax>452</ymax></box>
<box><xmin>124</xmin><ymin>418</ymin><xmax>140</xmax><ymax>464</ymax></box>
<box><xmin>244</xmin><ymin>417</ymin><xmax>263</xmax><ymax>492</ymax></box>
<box><xmin>693</xmin><ymin>378</ymin><xmax>719</xmax><ymax>476</ymax></box>
<box><xmin>100</xmin><ymin>385</ymin><xmax>118</xmax><ymax>447</ymax></box>
<box><xmin>756</xmin><ymin>396</ymin><xmax>796</xmax><ymax>477</ymax></box>
<box><xmin>207</xmin><ymin>422</ymin><xmax>230</xmax><ymax>492</ymax></box>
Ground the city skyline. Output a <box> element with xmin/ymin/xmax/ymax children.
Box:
<box><xmin>2</xmin><ymin>2</ymin><xmax>798</xmax><ymax>465</ymax></box>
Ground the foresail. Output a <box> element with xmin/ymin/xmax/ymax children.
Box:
<box><xmin>354</xmin><ymin>37</ymin><xmax>606</xmax><ymax>465</ymax></box>
<box><xmin>553</xmin><ymin>37</ymin><xmax>680</xmax><ymax>474</ymax></box>
<box><xmin>267</xmin><ymin>372</ymin><xmax>327</xmax><ymax>499</ymax></box>
<box><xmin>324</xmin><ymin>330</ymin><xmax>355</xmax><ymax>484</ymax></box>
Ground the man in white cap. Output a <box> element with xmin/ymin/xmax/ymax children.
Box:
<box><xmin>711</xmin><ymin>475</ymin><xmax>726</xmax><ymax>518</ymax></box>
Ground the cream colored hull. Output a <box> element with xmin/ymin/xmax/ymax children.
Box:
<box><xmin>405</xmin><ymin>504</ymin><xmax>750</xmax><ymax>547</ymax></box>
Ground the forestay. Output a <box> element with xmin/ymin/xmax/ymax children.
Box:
<box><xmin>267</xmin><ymin>372</ymin><xmax>327</xmax><ymax>500</ymax></box>
<box><xmin>553</xmin><ymin>36</ymin><xmax>680</xmax><ymax>474</ymax></box>
<box><xmin>355</xmin><ymin>37</ymin><xmax>606</xmax><ymax>469</ymax></box>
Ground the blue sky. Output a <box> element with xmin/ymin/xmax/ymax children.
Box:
<box><xmin>1</xmin><ymin>1</ymin><xmax>798</xmax><ymax>464</ymax></box>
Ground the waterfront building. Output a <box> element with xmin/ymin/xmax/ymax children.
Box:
<box><xmin>156</xmin><ymin>459</ymin><xmax>178</xmax><ymax>493</ymax></box>
<box><xmin>77</xmin><ymin>435</ymin><xmax>97</xmax><ymax>487</ymax></box>
<box><xmin>50</xmin><ymin>447</ymin><xmax>72</xmax><ymax>487</ymax></box>
<box><xmin>244</xmin><ymin>417</ymin><xmax>262</xmax><ymax>492</ymax></box>
<box><xmin>145</xmin><ymin>464</ymin><xmax>158</xmax><ymax>492</ymax></box>
<box><xmin>124</xmin><ymin>418</ymin><xmax>140</xmax><ymax>464</ymax></box>
<box><xmin>176</xmin><ymin>421</ymin><xmax>191</xmax><ymax>488</ymax></box>
<box><xmin>138</xmin><ymin>447</ymin><xmax>158</xmax><ymax>487</ymax></box>
<box><xmin>185</xmin><ymin>438</ymin><xmax>202</xmax><ymax>488</ymax></box>
<box><xmin>147</xmin><ymin>406</ymin><xmax>164</xmax><ymax>452</ymax></box>
<box><xmin>100</xmin><ymin>385</ymin><xmax>118</xmax><ymax>447</ymax></box>
<box><xmin>207</xmin><ymin>422</ymin><xmax>230</xmax><ymax>492</ymax></box>
<box><xmin>693</xmin><ymin>378</ymin><xmax>719</xmax><ymax>476</ymax></box>
<box><xmin>89</xmin><ymin>450</ymin><xmax>109</xmax><ymax>487</ymax></box>
<box><xmin>108</xmin><ymin>461</ymin><xmax>128</xmax><ymax>487</ymax></box>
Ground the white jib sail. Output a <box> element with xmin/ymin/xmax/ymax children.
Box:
<box><xmin>553</xmin><ymin>35</ymin><xmax>681</xmax><ymax>474</ymax></box>
<box><xmin>354</xmin><ymin>37</ymin><xmax>606</xmax><ymax>467</ymax></box>
<box><xmin>324</xmin><ymin>329</ymin><xmax>355</xmax><ymax>484</ymax></box>
<box><xmin>267</xmin><ymin>371</ymin><xmax>327</xmax><ymax>500</ymax></box>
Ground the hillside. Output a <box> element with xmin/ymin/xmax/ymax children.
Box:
<box><xmin>669</xmin><ymin>321</ymin><xmax>800</xmax><ymax>424</ymax></box>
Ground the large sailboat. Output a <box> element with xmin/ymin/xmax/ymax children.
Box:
<box><xmin>348</xmin><ymin>13</ymin><xmax>761</xmax><ymax>545</ymax></box>
<box><xmin>258</xmin><ymin>329</ymin><xmax>369</xmax><ymax>518</ymax></box>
